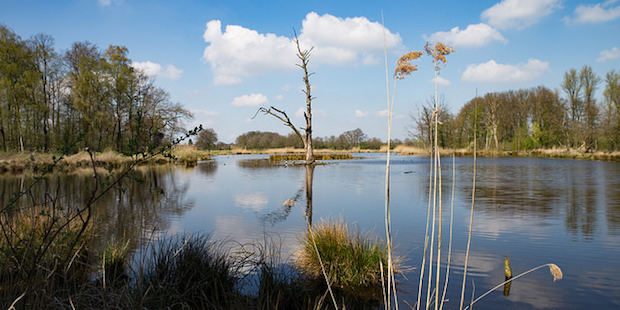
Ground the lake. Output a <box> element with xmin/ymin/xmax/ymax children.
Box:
<box><xmin>2</xmin><ymin>154</ymin><xmax>619</xmax><ymax>309</ymax></box>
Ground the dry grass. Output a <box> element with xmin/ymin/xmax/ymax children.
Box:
<box><xmin>270</xmin><ymin>153</ymin><xmax>353</xmax><ymax>161</ymax></box>
<box><xmin>0</xmin><ymin>146</ymin><xmax>214</xmax><ymax>174</ymax></box>
<box><xmin>169</xmin><ymin>145</ymin><xmax>210</xmax><ymax>165</ymax></box>
<box><xmin>294</xmin><ymin>218</ymin><xmax>399</xmax><ymax>299</ymax></box>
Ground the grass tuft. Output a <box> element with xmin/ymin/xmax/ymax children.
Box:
<box><xmin>295</xmin><ymin>218</ymin><xmax>399</xmax><ymax>298</ymax></box>
<box><xmin>139</xmin><ymin>233</ymin><xmax>240</xmax><ymax>309</ymax></box>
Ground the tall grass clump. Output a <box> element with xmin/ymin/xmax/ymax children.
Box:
<box><xmin>295</xmin><ymin>218</ymin><xmax>398</xmax><ymax>299</ymax></box>
<box><xmin>138</xmin><ymin>233</ymin><xmax>241</xmax><ymax>309</ymax></box>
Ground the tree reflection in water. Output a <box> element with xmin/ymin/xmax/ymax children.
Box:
<box><xmin>260</xmin><ymin>164</ymin><xmax>315</xmax><ymax>228</ymax></box>
<box><xmin>0</xmin><ymin>166</ymin><xmax>194</xmax><ymax>254</ymax></box>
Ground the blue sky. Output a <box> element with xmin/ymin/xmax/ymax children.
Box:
<box><xmin>2</xmin><ymin>0</ymin><xmax>619</xmax><ymax>143</ymax></box>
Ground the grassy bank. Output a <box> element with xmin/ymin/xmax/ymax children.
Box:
<box><xmin>0</xmin><ymin>145</ymin><xmax>211</xmax><ymax>174</ymax></box>
<box><xmin>393</xmin><ymin>145</ymin><xmax>620</xmax><ymax>161</ymax></box>
<box><xmin>4</xmin><ymin>145</ymin><xmax>616</xmax><ymax>175</ymax></box>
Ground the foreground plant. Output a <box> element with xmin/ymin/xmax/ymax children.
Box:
<box><xmin>295</xmin><ymin>219</ymin><xmax>398</xmax><ymax>298</ymax></box>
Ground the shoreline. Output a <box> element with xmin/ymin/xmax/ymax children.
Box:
<box><xmin>2</xmin><ymin>145</ymin><xmax>619</xmax><ymax>175</ymax></box>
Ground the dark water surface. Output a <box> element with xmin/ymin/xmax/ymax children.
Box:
<box><xmin>2</xmin><ymin>154</ymin><xmax>619</xmax><ymax>309</ymax></box>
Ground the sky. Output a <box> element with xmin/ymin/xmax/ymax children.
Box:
<box><xmin>1</xmin><ymin>0</ymin><xmax>619</xmax><ymax>143</ymax></box>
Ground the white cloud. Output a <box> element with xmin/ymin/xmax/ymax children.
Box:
<box><xmin>427</xmin><ymin>23</ymin><xmax>507</xmax><ymax>47</ymax></box>
<box><xmin>202</xmin><ymin>20</ymin><xmax>297</xmax><ymax>85</ymax></box>
<box><xmin>230</xmin><ymin>93</ymin><xmax>269</xmax><ymax>107</ymax></box>
<box><xmin>481</xmin><ymin>0</ymin><xmax>562</xmax><ymax>29</ymax></box>
<box><xmin>462</xmin><ymin>59</ymin><xmax>549</xmax><ymax>83</ymax></box>
<box><xmin>355</xmin><ymin>110</ymin><xmax>369</xmax><ymax>117</ymax></box>
<box><xmin>299</xmin><ymin>12</ymin><xmax>402</xmax><ymax>65</ymax></box>
<box><xmin>566</xmin><ymin>0</ymin><xmax>620</xmax><ymax>24</ymax></box>
<box><xmin>131</xmin><ymin>61</ymin><xmax>183</xmax><ymax>79</ymax></box>
<box><xmin>430</xmin><ymin>76</ymin><xmax>451</xmax><ymax>86</ymax></box>
<box><xmin>598</xmin><ymin>46</ymin><xmax>620</xmax><ymax>62</ymax></box>
<box><xmin>202</xmin><ymin>12</ymin><xmax>403</xmax><ymax>84</ymax></box>
<box><xmin>97</xmin><ymin>0</ymin><xmax>111</xmax><ymax>7</ymax></box>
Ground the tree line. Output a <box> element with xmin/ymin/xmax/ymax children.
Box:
<box><xmin>232</xmin><ymin>128</ymin><xmax>384</xmax><ymax>150</ymax></box>
<box><xmin>411</xmin><ymin>65</ymin><xmax>620</xmax><ymax>152</ymax></box>
<box><xmin>0</xmin><ymin>25</ymin><xmax>191</xmax><ymax>154</ymax></box>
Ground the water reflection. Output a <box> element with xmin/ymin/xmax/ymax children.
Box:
<box><xmin>4</xmin><ymin>155</ymin><xmax>620</xmax><ymax>309</ymax></box>
<box><xmin>0</xmin><ymin>166</ymin><xmax>194</xmax><ymax>253</ymax></box>
<box><xmin>254</xmin><ymin>164</ymin><xmax>315</xmax><ymax>227</ymax></box>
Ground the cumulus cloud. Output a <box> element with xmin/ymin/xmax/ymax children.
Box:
<box><xmin>427</xmin><ymin>23</ymin><xmax>507</xmax><ymax>47</ymax></box>
<box><xmin>481</xmin><ymin>0</ymin><xmax>562</xmax><ymax>29</ymax></box>
<box><xmin>565</xmin><ymin>0</ymin><xmax>620</xmax><ymax>24</ymax></box>
<box><xmin>355</xmin><ymin>110</ymin><xmax>369</xmax><ymax>117</ymax></box>
<box><xmin>462</xmin><ymin>59</ymin><xmax>549</xmax><ymax>83</ymax></box>
<box><xmin>299</xmin><ymin>12</ymin><xmax>402</xmax><ymax>64</ymax></box>
<box><xmin>597</xmin><ymin>46</ymin><xmax>620</xmax><ymax>62</ymax></box>
<box><xmin>230</xmin><ymin>93</ymin><xmax>269</xmax><ymax>107</ymax></box>
<box><xmin>131</xmin><ymin>61</ymin><xmax>183</xmax><ymax>79</ymax></box>
<box><xmin>202</xmin><ymin>20</ymin><xmax>297</xmax><ymax>85</ymax></box>
<box><xmin>202</xmin><ymin>12</ymin><xmax>403</xmax><ymax>84</ymax></box>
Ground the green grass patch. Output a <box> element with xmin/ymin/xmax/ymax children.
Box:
<box><xmin>295</xmin><ymin>218</ymin><xmax>398</xmax><ymax>299</ymax></box>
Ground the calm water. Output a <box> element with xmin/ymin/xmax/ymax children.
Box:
<box><xmin>2</xmin><ymin>154</ymin><xmax>619</xmax><ymax>309</ymax></box>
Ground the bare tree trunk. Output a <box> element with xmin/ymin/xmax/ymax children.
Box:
<box><xmin>296</xmin><ymin>34</ymin><xmax>315</xmax><ymax>165</ymax></box>
<box><xmin>256</xmin><ymin>31</ymin><xmax>315</xmax><ymax>165</ymax></box>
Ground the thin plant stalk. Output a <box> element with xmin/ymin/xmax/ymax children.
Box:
<box><xmin>307</xmin><ymin>225</ymin><xmax>339</xmax><ymax>309</ymax></box>
<box><xmin>416</xmin><ymin>152</ymin><xmax>434</xmax><ymax>310</ymax></box>
<box><xmin>433</xmin><ymin>66</ymin><xmax>444</xmax><ymax>310</ymax></box>
<box><xmin>439</xmin><ymin>155</ymin><xmax>456</xmax><ymax>310</ymax></box>
<box><xmin>393</xmin><ymin>45</ymin><xmax>423</xmax><ymax>310</ymax></box>
<box><xmin>382</xmin><ymin>13</ymin><xmax>397</xmax><ymax>308</ymax></box>
<box><xmin>463</xmin><ymin>263</ymin><xmax>563</xmax><ymax>310</ymax></box>
<box><xmin>416</xmin><ymin>133</ymin><xmax>435</xmax><ymax>309</ymax></box>
<box><xmin>459</xmin><ymin>101</ymin><xmax>477</xmax><ymax>310</ymax></box>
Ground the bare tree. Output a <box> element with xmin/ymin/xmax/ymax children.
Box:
<box><xmin>580</xmin><ymin>65</ymin><xmax>600</xmax><ymax>151</ymax></box>
<box><xmin>561</xmin><ymin>68</ymin><xmax>583</xmax><ymax>148</ymax></box>
<box><xmin>255</xmin><ymin>32</ymin><xmax>315</xmax><ymax>164</ymax></box>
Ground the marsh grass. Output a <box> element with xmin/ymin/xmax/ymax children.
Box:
<box><xmin>137</xmin><ymin>233</ymin><xmax>240</xmax><ymax>309</ymax></box>
<box><xmin>270</xmin><ymin>153</ymin><xmax>353</xmax><ymax>161</ymax></box>
<box><xmin>101</xmin><ymin>239</ymin><xmax>131</xmax><ymax>288</ymax></box>
<box><xmin>295</xmin><ymin>218</ymin><xmax>399</xmax><ymax>299</ymax></box>
<box><xmin>0</xmin><ymin>205</ymin><xmax>98</xmax><ymax>308</ymax></box>
<box><xmin>0</xmin><ymin>146</ymin><xmax>212</xmax><ymax>174</ymax></box>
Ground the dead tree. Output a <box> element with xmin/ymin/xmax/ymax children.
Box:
<box><xmin>255</xmin><ymin>32</ymin><xmax>315</xmax><ymax>165</ymax></box>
